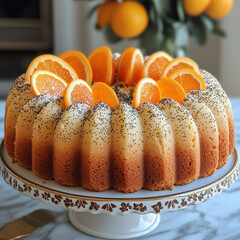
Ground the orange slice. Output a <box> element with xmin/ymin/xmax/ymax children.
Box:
<box><xmin>88</xmin><ymin>46</ymin><xmax>116</xmax><ymax>85</ymax></box>
<box><xmin>161</xmin><ymin>57</ymin><xmax>200</xmax><ymax>78</ymax></box>
<box><xmin>132</xmin><ymin>78</ymin><xmax>161</xmax><ymax>109</ymax></box>
<box><xmin>141</xmin><ymin>51</ymin><xmax>173</xmax><ymax>81</ymax></box>
<box><xmin>59</xmin><ymin>50</ymin><xmax>93</xmax><ymax>85</ymax></box>
<box><xmin>63</xmin><ymin>79</ymin><xmax>94</xmax><ymax>108</ymax></box>
<box><xmin>157</xmin><ymin>78</ymin><xmax>187</xmax><ymax>104</ymax></box>
<box><xmin>25</xmin><ymin>54</ymin><xmax>78</xmax><ymax>84</ymax></box>
<box><xmin>118</xmin><ymin>47</ymin><xmax>144</xmax><ymax>85</ymax></box>
<box><xmin>31</xmin><ymin>70</ymin><xmax>68</xmax><ymax>97</ymax></box>
<box><xmin>92</xmin><ymin>82</ymin><xmax>120</xmax><ymax>109</ymax></box>
<box><xmin>169</xmin><ymin>68</ymin><xmax>206</xmax><ymax>93</ymax></box>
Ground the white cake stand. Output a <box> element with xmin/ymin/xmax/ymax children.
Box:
<box><xmin>0</xmin><ymin>141</ymin><xmax>239</xmax><ymax>239</ymax></box>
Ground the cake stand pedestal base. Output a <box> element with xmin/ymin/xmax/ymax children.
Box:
<box><xmin>68</xmin><ymin>210</ymin><xmax>160</xmax><ymax>239</ymax></box>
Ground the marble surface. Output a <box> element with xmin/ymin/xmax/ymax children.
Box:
<box><xmin>0</xmin><ymin>99</ymin><xmax>240</xmax><ymax>240</ymax></box>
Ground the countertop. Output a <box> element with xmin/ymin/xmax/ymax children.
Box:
<box><xmin>0</xmin><ymin>99</ymin><xmax>240</xmax><ymax>240</ymax></box>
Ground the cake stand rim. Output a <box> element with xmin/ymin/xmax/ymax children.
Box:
<box><xmin>0</xmin><ymin>140</ymin><xmax>239</xmax><ymax>203</ymax></box>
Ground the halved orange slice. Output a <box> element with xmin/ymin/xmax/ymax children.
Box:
<box><xmin>161</xmin><ymin>57</ymin><xmax>200</xmax><ymax>78</ymax></box>
<box><xmin>132</xmin><ymin>78</ymin><xmax>161</xmax><ymax>109</ymax></box>
<box><xmin>141</xmin><ymin>51</ymin><xmax>173</xmax><ymax>81</ymax></box>
<box><xmin>157</xmin><ymin>78</ymin><xmax>187</xmax><ymax>104</ymax></box>
<box><xmin>92</xmin><ymin>82</ymin><xmax>120</xmax><ymax>109</ymax></box>
<box><xmin>31</xmin><ymin>70</ymin><xmax>68</xmax><ymax>97</ymax></box>
<box><xmin>25</xmin><ymin>54</ymin><xmax>78</xmax><ymax>83</ymax></box>
<box><xmin>59</xmin><ymin>50</ymin><xmax>93</xmax><ymax>85</ymax></box>
<box><xmin>63</xmin><ymin>79</ymin><xmax>94</xmax><ymax>108</ymax></box>
<box><xmin>88</xmin><ymin>46</ymin><xmax>116</xmax><ymax>85</ymax></box>
<box><xmin>169</xmin><ymin>68</ymin><xmax>206</xmax><ymax>93</ymax></box>
<box><xmin>118</xmin><ymin>47</ymin><xmax>144</xmax><ymax>85</ymax></box>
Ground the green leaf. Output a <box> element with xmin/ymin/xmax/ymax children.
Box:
<box><xmin>164</xmin><ymin>21</ymin><xmax>175</xmax><ymax>37</ymax></box>
<box><xmin>200</xmin><ymin>15</ymin><xmax>215</xmax><ymax>31</ymax></box>
<box><xmin>139</xmin><ymin>24</ymin><xmax>164</xmax><ymax>54</ymax></box>
<box><xmin>180</xmin><ymin>46</ymin><xmax>188</xmax><ymax>56</ymax></box>
<box><xmin>149</xmin><ymin>3</ymin><xmax>164</xmax><ymax>32</ymax></box>
<box><xmin>85</xmin><ymin>3</ymin><xmax>101</xmax><ymax>22</ymax></box>
<box><xmin>174</xmin><ymin>24</ymin><xmax>189</xmax><ymax>47</ymax></box>
<box><xmin>149</xmin><ymin>5</ymin><xmax>156</xmax><ymax>23</ymax></box>
<box><xmin>188</xmin><ymin>18</ymin><xmax>207</xmax><ymax>45</ymax></box>
<box><xmin>102</xmin><ymin>25</ymin><xmax>122</xmax><ymax>43</ymax></box>
<box><xmin>151</xmin><ymin>0</ymin><xmax>169</xmax><ymax>17</ymax></box>
<box><xmin>163</xmin><ymin>38</ymin><xmax>174</xmax><ymax>55</ymax></box>
<box><xmin>95</xmin><ymin>23</ymin><xmax>101</xmax><ymax>30</ymax></box>
<box><xmin>156</xmin><ymin>17</ymin><xmax>164</xmax><ymax>32</ymax></box>
<box><xmin>176</xmin><ymin>0</ymin><xmax>185</xmax><ymax>22</ymax></box>
<box><xmin>165</xmin><ymin>16</ymin><xmax>176</xmax><ymax>25</ymax></box>
<box><xmin>212</xmin><ymin>28</ymin><xmax>226</xmax><ymax>37</ymax></box>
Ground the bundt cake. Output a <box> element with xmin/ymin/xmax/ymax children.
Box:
<box><xmin>4</xmin><ymin>49</ymin><xmax>235</xmax><ymax>193</ymax></box>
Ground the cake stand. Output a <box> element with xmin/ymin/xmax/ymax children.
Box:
<box><xmin>0</xmin><ymin>141</ymin><xmax>239</xmax><ymax>239</ymax></box>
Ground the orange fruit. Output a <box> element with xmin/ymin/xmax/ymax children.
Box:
<box><xmin>97</xmin><ymin>1</ymin><xmax>119</xmax><ymax>28</ymax></box>
<box><xmin>31</xmin><ymin>70</ymin><xmax>68</xmax><ymax>97</ymax></box>
<box><xmin>25</xmin><ymin>54</ymin><xmax>78</xmax><ymax>84</ymax></box>
<box><xmin>157</xmin><ymin>78</ymin><xmax>187</xmax><ymax>104</ymax></box>
<box><xmin>205</xmin><ymin>0</ymin><xmax>233</xmax><ymax>19</ymax></box>
<box><xmin>132</xmin><ymin>78</ymin><xmax>161</xmax><ymax>109</ymax></box>
<box><xmin>63</xmin><ymin>79</ymin><xmax>94</xmax><ymax>108</ymax></box>
<box><xmin>161</xmin><ymin>57</ymin><xmax>200</xmax><ymax>78</ymax></box>
<box><xmin>111</xmin><ymin>1</ymin><xmax>149</xmax><ymax>39</ymax></box>
<box><xmin>88</xmin><ymin>46</ymin><xmax>116</xmax><ymax>85</ymax></box>
<box><xmin>169</xmin><ymin>68</ymin><xmax>206</xmax><ymax>93</ymax></box>
<box><xmin>118</xmin><ymin>47</ymin><xmax>144</xmax><ymax>85</ymax></box>
<box><xmin>59</xmin><ymin>50</ymin><xmax>93</xmax><ymax>85</ymax></box>
<box><xmin>183</xmin><ymin>0</ymin><xmax>211</xmax><ymax>16</ymax></box>
<box><xmin>141</xmin><ymin>51</ymin><xmax>173</xmax><ymax>81</ymax></box>
<box><xmin>92</xmin><ymin>82</ymin><xmax>120</xmax><ymax>109</ymax></box>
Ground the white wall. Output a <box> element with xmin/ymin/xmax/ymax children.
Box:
<box><xmin>52</xmin><ymin>0</ymin><xmax>87</xmax><ymax>54</ymax></box>
<box><xmin>189</xmin><ymin>34</ymin><xmax>220</xmax><ymax>79</ymax></box>
<box><xmin>219</xmin><ymin>0</ymin><xmax>240</xmax><ymax>97</ymax></box>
